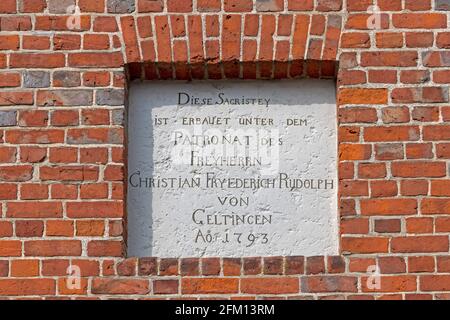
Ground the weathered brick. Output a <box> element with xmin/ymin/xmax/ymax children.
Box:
<box><xmin>302</xmin><ymin>276</ymin><xmax>357</xmax><ymax>293</ymax></box>
<box><xmin>96</xmin><ymin>89</ymin><xmax>125</xmax><ymax>106</ymax></box>
<box><xmin>182</xmin><ymin>278</ymin><xmax>239</xmax><ymax>294</ymax></box>
<box><xmin>107</xmin><ymin>0</ymin><xmax>135</xmax><ymax>13</ymax></box>
<box><xmin>0</xmin><ymin>279</ymin><xmax>55</xmax><ymax>296</ymax></box>
<box><xmin>0</xmin><ymin>111</ymin><xmax>17</xmax><ymax>127</ymax></box>
<box><xmin>53</xmin><ymin>71</ymin><xmax>81</xmax><ymax>87</ymax></box>
<box><xmin>92</xmin><ymin>278</ymin><xmax>149</xmax><ymax>294</ymax></box>
<box><xmin>37</xmin><ymin>90</ymin><xmax>92</xmax><ymax>106</ymax></box>
<box><xmin>241</xmin><ymin>277</ymin><xmax>299</xmax><ymax>294</ymax></box>
<box><xmin>24</xmin><ymin>240</ymin><xmax>82</xmax><ymax>256</ymax></box>
<box><xmin>436</xmin><ymin>0</ymin><xmax>450</xmax><ymax>10</ymax></box>
<box><xmin>48</xmin><ymin>0</ymin><xmax>75</xmax><ymax>13</ymax></box>
<box><xmin>23</xmin><ymin>71</ymin><xmax>50</xmax><ymax>88</ymax></box>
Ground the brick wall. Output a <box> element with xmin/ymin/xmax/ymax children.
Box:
<box><xmin>0</xmin><ymin>0</ymin><xmax>450</xmax><ymax>299</ymax></box>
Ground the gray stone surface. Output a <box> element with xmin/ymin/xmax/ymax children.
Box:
<box><xmin>112</xmin><ymin>109</ymin><xmax>125</xmax><ymax>125</ymax></box>
<box><xmin>53</xmin><ymin>71</ymin><xmax>81</xmax><ymax>87</ymax></box>
<box><xmin>24</xmin><ymin>71</ymin><xmax>50</xmax><ymax>88</ymax></box>
<box><xmin>48</xmin><ymin>0</ymin><xmax>75</xmax><ymax>13</ymax></box>
<box><xmin>39</xmin><ymin>90</ymin><xmax>93</xmax><ymax>106</ymax></box>
<box><xmin>436</xmin><ymin>0</ymin><xmax>450</xmax><ymax>10</ymax></box>
<box><xmin>96</xmin><ymin>89</ymin><xmax>125</xmax><ymax>106</ymax></box>
<box><xmin>127</xmin><ymin>80</ymin><xmax>338</xmax><ymax>258</ymax></box>
<box><xmin>256</xmin><ymin>0</ymin><xmax>283</xmax><ymax>11</ymax></box>
<box><xmin>0</xmin><ymin>111</ymin><xmax>17</xmax><ymax>127</ymax></box>
<box><xmin>107</xmin><ymin>0</ymin><xmax>135</xmax><ymax>13</ymax></box>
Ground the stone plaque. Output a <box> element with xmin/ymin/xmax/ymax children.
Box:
<box><xmin>127</xmin><ymin>80</ymin><xmax>338</xmax><ymax>257</ymax></box>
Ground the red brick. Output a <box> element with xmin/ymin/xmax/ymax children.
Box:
<box><xmin>93</xmin><ymin>16</ymin><xmax>118</xmax><ymax>32</ymax></box>
<box><xmin>92</xmin><ymin>279</ymin><xmax>149</xmax><ymax>295</ymax></box>
<box><xmin>1</xmin><ymin>16</ymin><xmax>32</xmax><ymax>31</ymax></box>
<box><xmin>406</xmin><ymin>143</ymin><xmax>433</xmax><ymax>159</ymax></box>
<box><xmin>361</xmin><ymin>52</ymin><xmax>418</xmax><ymax>67</ymax></box>
<box><xmin>10</xmin><ymin>53</ymin><xmax>65</xmax><ymax>68</ymax></box>
<box><xmin>393</xmin><ymin>13</ymin><xmax>447</xmax><ymax>29</ymax></box>
<box><xmin>391</xmin><ymin>236</ymin><xmax>449</xmax><ymax>253</ymax></box>
<box><xmin>365</xmin><ymin>126</ymin><xmax>420</xmax><ymax>142</ymax></box>
<box><xmin>339</xmin><ymin>144</ymin><xmax>371</xmax><ymax>160</ymax></box>
<box><xmin>401</xmin><ymin>180</ymin><xmax>429</xmax><ymax>196</ymax></box>
<box><xmin>243</xmin><ymin>257</ymin><xmax>262</xmax><ymax>275</ymax></box>
<box><xmin>339</xmin><ymin>107</ymin><xmax>377</xmax><ymax>123</ymax></box>
<box><xmin>422</xmin><ymin>199</ymin><xmax>450</xmax><ymax>215</ymax></box>
<box><xmin>391</xmin><ymin>161</ymin><xmax>446</xmax><ymax>178</ymax></box>
<box><xmin>67</xmin><ymin>201</ymin><xmax>123</xmax><ymax>218</ymax></box>
<box><xmin>341</xmin><ymin>218</ymin><xmax>369</xmax><ymax>234</ymax></box>
<box><xmin>51</xmin><ymin>110</ymin><xmax>79</xmax><ymax>126</ymax></box>
<box><xmin>15</xmin><ymin>220</ymin><xmax>44</xmax><ymax>237</ymax></box>
<box><xmin>7</xmin><ymin>202</ymin><xmax>62</xmax><ymax>218</ymax></box>
<box><xmin>361</xmin><ymin>199</ymin><xmax>417</xmax><ymax>216</ymax></box>
<box><xmin>0</xmin><ymin>279</ymin><xmax>55</xmax><ymax>296</ymax></box>
<box><xmin>408</xmin><ymin>256</ymin><xmax>435</xmax><ymax>273</ymax></box>
<box><xmin>0</xmin><ymin>220</ymin><xmax>13</xmax><ymax>238</ymax></box>
<box><xmin>49</xmin><ymin>147</ymin><xmax>78</xmax><ymax>163</ymax></box>
<box><xmin>0</xmin><ymin>241</ymin><xmax>21</xmax><ymax>257</ymax></box>
<box><xmin>368</xmin><ymin>70</ymin><xmax>397</xmax><ymax>84</ymax></box>
<box><xmin>241</xmin><ymin>278</ymin><xmax>299</xmax><ymax>294</ymax></box>
<box><xmin>20</xmin><ymin>0</ymin><xmax>47</xmax><ymax>12</ymax></box>
<box><xmin>340</xmin><ymin>180</ymin><xmax>369</xmax><ymax>197</ymax></box>
<box><xmin>376</xmin><ymin>32</ymin><xmax>403</xmax><ymax>48</ymax></box>
<box><xmin>51</xmin><ymin>184</ymin><xmax>77</xmax><ymax>199</ymax></box>
<box><xmin>341</xmin><ymin>237</ymin><xmax>389</xmax><ymax>253</ymax></box>
<box><xmin>375</xmin><ymin>144</ymin><xmax>404</xmax><ymax>160</ymax></box>
<box><xmin>68</xmin><ymin>52</ymin><xmax>123</xmax><ymax>68</ymax></box>
<box><xmin>381</xmin><ymin>107</ymin><xmax>410</xmax><ymax>124</ymax></box>
<box><xmin>153</xmin><ymin>280</ymin><xmax>179</xmax><ymax>294</ymax></box>
<box><xmin>405</xmin><ymin>0</ymin><xmax>431</xmax><ymax>10</ymax></box>
<box><xmin>306</xmin><ymin>256</ymin><xmax>326</xmax><ymax>274</ymax></box>
<box><xmin>79</xmin><ymin>0</ymin><xmax>105</xmax><ymax>12</ymax></box>
<box><xmin>23</xmin><ymin>35</ymin><xmax>50</xmax><ymax>50</ymax></box>
<box><xmin>6</xmin><ymin>129</ymin><xmax>63</xmax><ymax>144</ymax></box>
<box><xmin>302</xmin><ymin>276</ymin><xmax>357</xmax><ymax>293</ymax></box>
<box><xmin>421</xmin><ymin>276</ymin><xmax>450</xmax><ymax>291</ymax></box>
<box><xmin>424</xmin><ymin>125</ymin><xmax>450</xmax><ymax>141</ymax></box>
<box><xmin>202</xmin><ymin>258</ymin><xmax>221</xmax><ymax>276</ymax></box>
<box><xmin>182</xmin><ymin>278</ymin><xmax>239</xmax><ymax>294</ymax></box>
<box><xmin>406</xmin><ymin>217</ymin><xmax>433</xmax><ymax>234</ymax></box>
<box><xmin>375</xmin><ymin>219</ymin><xmax>401</xmax><ymax>233</ymax></box>
<box><xmin>349</xmin><ymin>258</ymin><xmax>376</xmax><ymax>273</ymax></box>
<box><xmin>223</xmin><ymin>258</ymin><xmax>241</xmax><ymax>276</ymax></box>
<box><xmin>158</xmin><ymin>258</ymin><xmax>178</xmax><ymax>276</ymax></box>
<box><xmin>24</xmin><ymin>240</ymin><xmax>82</xmax><ymax>256</ymax></box>
<box><xmin>362</xmin><ymin>276</ymin><xmax>416</xmax><ymax>292</ymax></box>
<box><xmin>138</xmin><ymin>258</ymin><xmax>157</xmax><ymax>276</ymax></box>
<box><xmin>0</xmin><ymin>72</ymin><xmax>21</xmax><ymax>87</ymax></box>
<box><xmin>371</xmin><ymin>181</ymin><xmax>398</xmax><ymax>198</ymax></box>
<box><xmin>87</xmin><ymin>240</ymin><xmax>123</xmax><ymax>257</ymax></box>
<box><xmin>180</xmin><ymin>258</ymin><xmax>199</xmax><ymax>276</ymax></box>
<box><xmin>20</xmin><ymin>147</ymin><xmax>47</xmax><ymax>163</ymax></box>
<box><xmin>338</xmin><ymin>70</ymin><xmax>366</xmax><ymax>85</ymax></box>
<box><xmin>0</xmin><ymin>92</ymin><xmax>33</xmax><ymax>106</ymax></box>
<box><xmin>40</xmin><ymin>166</ymin><xmax>98</xmax><ymax>181</ymax></box>
<box><xmin>11</xmin><ymin>260</ymin><xmax>39</xmax><ymax>277</ymax></box>
<box><xmin>339</xmin><ymin>88</ymin><xmax>388</xmax><ymax>105</ymax></box>
<box><xmin>224</xmin><ymin>0</ymin><xmax>252</xmax><ymax>12</ymax></box>
<box><xmin>379</xmin><ymin>257</ymin><xmax>406</xmax><ymax>274</ymax></box>
<box><xmin>288</xmin><ymin>0</ymin><xmax>313</xmax><ymax>10</ymax></box>
<box><xmin>197</xmin><ymin>0</ymin><xmax>220</xmax><ymax>11</ymax></box>
<box><xmin>46</xmin><ymin>220</ymin><xmax>74</xmax><ymax>237</ymax></box>
<box><xmin>20</xmin><ymin>184</ymin><xmax>48</xmax><ymax>200</ymax></box>
<box><xmin>358</xmin><ymin>163</ymin><xmax>386</xmax><ymax>179</ymax></box>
